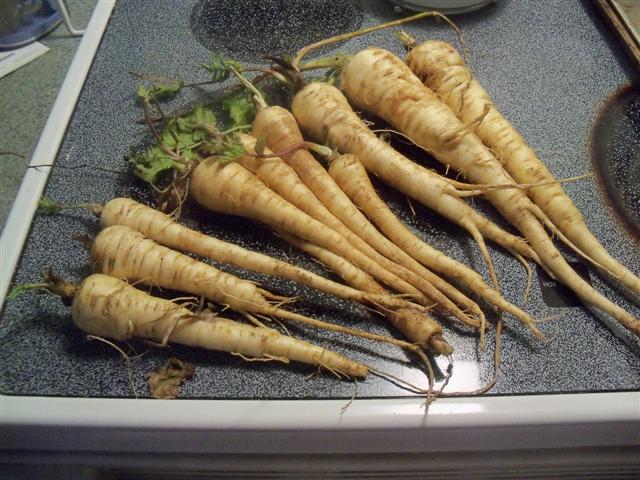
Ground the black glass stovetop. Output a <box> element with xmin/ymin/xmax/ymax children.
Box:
<box><xmin>1</xmin><ymin>0</ymin><xmax>638</xmax><ymax>400</ymax></box>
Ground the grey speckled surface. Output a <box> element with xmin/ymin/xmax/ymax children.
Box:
<box><xmin>1</xmin><ymin>0</ymin><xmax>639</xmax><ymax>400</ymax></box>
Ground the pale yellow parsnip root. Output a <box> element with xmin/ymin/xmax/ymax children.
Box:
<box><xmin>189</xmin><ymin>155</ymin><xmax>431</xmax><ymax>304</ymax></box>
<box><xmin>72</xmin><ymin>273</ymin><xmax>369</xmax><ymax>377</ymax></box>
<box><xmin>403</xmin><ymin>39</ymin><xmax>640</xmax><ymax>299</ymax></box>
<box><xmin>189</xmin><ymin>158</ymin><xmax>451</xmax><ymax>353</ymax></box>
<box><xmin>328</xmin><ymin>153</ymin><xmax>544</xmax><ymax>337</ymax></box>
<box><xmin>278</xmin><ymin>231</ymin><xmax>382</xmax><ymax>294</ymax></box>
<box><xmin>236</xmin><ymin>132</ymin><xmax>477</xmax><ymax>324</ymax></box>
<box><xmin>97</xmin><ymin>198</ymin><xmax>451</xmax><ymax>352</ymax></box>
<box><xmin>91</xmin><ymin>225</ymin><xmax>435</xmax><ymax>364</ymax></box>
<box><xmin>340</xmin><ymin>47</ymin><xmax>639</xmax><ymax>336</ymax></box>
<box><xmin>281</xmin><ymin>231</ymin><xmax>453</xmax><ymax>354</ymax></box>
<box><xmin>97</xmin><ymin>197</ymin><xmax>420</xmax><ymax>312</ymax></box>
<box><xmin>251</xmin><ymin>106</ymin><xmax>484</xmax><ymax>329</ymax></box>
<box><xmin>291</xmin><ymin>82</ymin><xmax>539</xmax><ymax>290</ymax></box>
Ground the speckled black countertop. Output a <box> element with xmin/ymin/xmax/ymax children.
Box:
<box><xmin>1</xmin><ymin>0</ymin><xmax>639</xmax><ymax>400</ymax></box>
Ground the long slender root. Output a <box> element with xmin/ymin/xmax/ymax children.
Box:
<box><xmin>528</xmin><ymin>204</ymin><xmax>617</xmax><ymax>279</ymax></box>
<box><xmin>243</xmin><ymin>312</ymin><xmax>270</xmax><ymax>329</ymax></box>
<box><xmin>512</xmin><ymin>252</ymin><xmax>534</xmax><ymax>307</ymax></box>
<box><xmin>340</xmin><ymin>379</ymin><xmax>359</xmax><ymax>415</ymax></box>
<box><xmin>439</xmin><ymin>316</ymin><xmax>504</xmax><ymax>398</ymax></box>
<box><xmin>463</xmin><ymin>223</ymin><xmax>496</xmax><ymax>348</ymax></box>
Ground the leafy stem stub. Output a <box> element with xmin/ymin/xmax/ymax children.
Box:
<box><xmin>202</xmin><ymin>53</ymin><xmax>244</xmax><ymax>82</ymax></box>
<box><xmin>137</xmin><ymin>81</ymin><xmax>183</xmax><ymax>104</ymax></box>
<box><xmin>8</xmin><ymin>270</ymin><xmax>78</xmax><ymax>304</ymax></box>
<box><xmin>37</xmin><ymin>197</ymin><xmax>103</xmax><ymax>217</ymax></box>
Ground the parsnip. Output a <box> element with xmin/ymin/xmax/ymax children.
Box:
<box><xmin>251</xmin><ymin>106</ymin><xmax>484</xmax><ymax>328</ymax></box>
<box><xmin>291</xmin><ymin>81</ymin><xmax>538</xmax><ymax>291</ymax></box>
<box><xmin>237</xmin><ymin>132</ymin><xmax>480</xmax><ymax>327</ymax></box>
<box><xmin>340</xmin><ymin>47</ymin><xmax>639</xmax><ymax>336</ymax></box>
<box><xmin>72</xmin><ymin>273</ymin><xmax>369</xmax><ymax>377</ymax></box>
<box><xmin>97</xmin><ymin>197</ymin><xmax>419</xmax><ymax>312</ymax></box>
<box><xmin>90</xmin><ymin>225</ymin><xmax>433</xmax><ymax>359</ymax></box>
<box><xmin>403</xmin><ymin>39</ymin><xmax>640</xmax><ymax>299</ymax></box>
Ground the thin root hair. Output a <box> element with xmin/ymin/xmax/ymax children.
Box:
<box><xmin>243</xmin><ymin>312</ymin><xmax>270</xmax><ymax>329</ymax></box>
<box><xmin>340</xmin><ymin>378</ymin><xmax>359</xmax><ymax>415</ymax></box>
<box><xmin>85</xmin><ymin>334</ymin><xmax>139</xmax><ymax>398</ymax></box>
<box><xmin>231</xmin><ymin>352</ymin><xmax>290</xmax><ymax>364</ymax></box>
<box><xmin>439</xmin><ymin>316</ymin><xmax>503</xmax><ymax>398</ymax></box>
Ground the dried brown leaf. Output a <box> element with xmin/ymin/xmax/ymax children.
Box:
<box><xmin>147</xmin><ymin>357</ymin><xmax>195</xmax><ymax>399</ymax></box>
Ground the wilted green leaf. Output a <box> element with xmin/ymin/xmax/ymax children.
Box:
<box><xmin>131</xmin><ymin>105</ymin><xmax>217</xmax><ymax>185</ymax></box>
<box><xmin>137</xmin><ymin>80</ymin><xmax>183</xmax><ymax>103</ymax></box>
<box><xmin>174</xmin><ymin>106</ymin><xmax>217</xmax><ymax>137</ymax></box>
<box><xmin>38</xmin><ymin>197</ymin><xmax>63</xmax><ymax>215</ymax></box>
<box><xmin>217</xmin><ymin>134</ymin><xmax>247</xmax><ymax>163</ymax></box>
<box><xmin>190</xmin><ymin>105</ymin><xmax>217</xmax><ymax>126</ymax></box>
<box><xmin>6</xmin><ymin>283</ymin><xmax>48</xmax><ymax>300</ymax></box>
<box><xmin>161</xmin><ymin>126</ymin><xmax>179</xmax><ymax>148</ymax></box>
<box><xmin>137</xmin><ymin>84</ymin><xmax>152</xmax><ymax>102</ymax></box>
<box><xmin>148</xmin><ymin>80</ymin><xmax>183</xmax><ymax>99</ymax></box>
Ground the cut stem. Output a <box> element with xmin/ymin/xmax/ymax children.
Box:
<box><xmin>37</xmin><ymin>197</ymin><xmax>103</xmax><ymax>216</ymax></box>
<box><xmin>228</xmin><ymin>65</ymin><xmax>268</xmax><ymax>109</ymax></box>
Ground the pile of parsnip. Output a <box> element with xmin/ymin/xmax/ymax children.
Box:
<box><xmin>20</xmin><ymin>13</ymin><xmax>640</xmax><ymax>400</ymax></box>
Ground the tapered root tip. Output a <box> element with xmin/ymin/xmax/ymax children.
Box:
<box><xmin>428</xmin><ymin>334</ymin><xmax>454</xmax><ymax>356</ymax></box>
<box><xmin>530</xmin><ymin>323</ymin><xmax>551</xmax><ymax>342</ymax></box>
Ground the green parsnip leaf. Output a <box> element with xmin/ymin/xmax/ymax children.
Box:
<box><xmin>222</xmin><ymin>91</ymin><xmax>255</xmax><ymax>127</ymax></box>
<box><xmin>129</xmin><ymin>105</ymin><xmax>218</xmax><ymax>185</ymax></box>
<box><xmin>254</xmin><ymin>135</ymin><xmax>267</xmax><ymax>156</ymax></box>
<box><xmin>217</xmin><ymin>137</ymin><xmax>247</xmax><ymax>164</ymax></box>
<box><xmin>201</xmin><ymin>131</ymin><xmax>247</xmax><ymax>164</ymax></box>
<box><xmin>129</xmin><ymin>146</ymin><xmax>182</xmax><ymax>184</ymax></box>
<box><xmin>6</xmin><ymin>283</ymin><xmax>48</xmax><ymax>300</ymax></box>
<box><xmin>137</xmin><ymin>85</ymin><xmax>152</xmax><ymax>102</ymax></box>
<box><xmin>137</xmin><ymin>80</ymin><xmax>183</xmax><ymax>103</ymax></box>
<box><xmin>149</xmin><ymin>80</ymin><xmax>183</xmax><ymax>98</ymax></box>
<box><xmin>176</xmin><ymin>105</ymin><xmax>217</xmax><ymax>135</ymax></box>
<box><xmin>203</xmin><ymin>53</ymin><xmax>244</xmax><ymax>82</ymax></box>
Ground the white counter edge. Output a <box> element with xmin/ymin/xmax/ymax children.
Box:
<box><xmin>2</xmin><ymin>391</ymin><xmax>638</xmax><ymax>454</ymax></box>
<box><xmin>0</xmin><ymin>0</ymin><xmax>116</xmax><ymax>302</ymax></box>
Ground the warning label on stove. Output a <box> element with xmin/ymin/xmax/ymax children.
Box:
<box><xmin>536</xmin><ymin>262</ymin><xmax>592</xmax><ymax>307</ymax></box>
